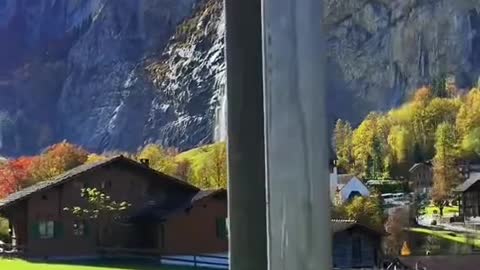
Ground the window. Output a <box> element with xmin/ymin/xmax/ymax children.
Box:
<box><xmin>73</xmin><ymin>220</ymin><xmax>86</xmax><ymax>236</ymax></box>
<box><xmin>38</xmin><ymin>221</ymin><xmax>54</xmax><ymax>239</ymax></box>
<box><xmin>216</xmin><ymin>217</ymin><xmax>228</xmax><ymax>240</ymax></box>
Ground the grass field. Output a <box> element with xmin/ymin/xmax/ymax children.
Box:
<box><xmin>408</xmin><ymin>227</ymin><xmax>480</xmax><ymax>248</ymax></box>
<box><xmin>0</xmin><ymin>259</ymin><xmax>211</xmax><ymax>270</ymax></box>
<box><xmin>175</xmin><ymin>144</ymin><xmax>217</xmax><ymax>171</ymax></box>
<box><xmin>423</xmin><ymin>205</ymin><xmax>459</xmax><ymax>217</ymax></box>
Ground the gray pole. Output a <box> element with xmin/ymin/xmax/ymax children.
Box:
<box><xmin>262</xmin><ymin>0</ymin><xmax>331</xmax><ymax>269</ymax></box>
<box><xmin>224</xmin><ymin>0</ymin><xmax>267</xmax><ymax>269</ymax></box>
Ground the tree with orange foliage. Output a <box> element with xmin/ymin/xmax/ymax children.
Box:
<box><xmin>0</xmin><ymin>157</ymin><xmax>36</xmax><ymax>198</ymax></box>
<box><xmin>30</xmin><ymin>141</ymin><xmax>88</xmax><ymax>183</ymax></box>
<box><xmin>411</xmin><ymin>86</ymin><xmax>433</xmax><ymax>105</ymax></box>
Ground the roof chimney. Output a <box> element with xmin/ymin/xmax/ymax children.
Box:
<box><xmin>140</xmin><ymin>158</ymin><xmax>150</xmax><ymax>167</ymax></box>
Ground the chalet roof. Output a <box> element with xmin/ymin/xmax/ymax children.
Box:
<box><xmin>409</xmin><ymin>162</ymin><xmax>431</xmax><ymax>173</ymax></box>
<box><xmin>192</xmin><ymin>189</ymin><xmax>227</xmax><ymax>203</ymax></box>
<box><xmin>0</xmin><ymin>155</ymin><xmax>198</xmax><ymax>210</ymax></box>
<box><xmin>398</xmin><ymin>255</ymin><xmax>480</xmax><ymax>270</ymax></box>
<box><xmin>456</xmin><ymin>172</ymin><xmax>480</xmax><ymax>193</ymax></box>
<box><xmin>331</xmin><ymin>219</ymin><xmax>386</xmax><ymax>235</ymax></box>
<box><xmin>337</xmin><ymin>174</ymin><xmax>355</xmax><ymax>185</ymax></box>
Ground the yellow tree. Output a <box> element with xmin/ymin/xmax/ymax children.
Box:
<box><xmin>137</xmin><ymin>144</ymin><xmax>177</xmax><ymax>176</ymax></box>
<box><xmin>206</xmin><ymin>142</ymin><xmax>227</xmax><ymax>188</ymax></box>
<box><xmin>352</xmin><ymin>113</ymin><xmax>379</xmax><ymax>177</ymax></box>
<box><xmin>344</xmin><ymin>195</ymin><xmax>385</xmax><ymax>231</ymax></box>
<box><xmin>432</xmin><ymin>123</ymin><xmax>459</xmax><ymax>216</ymax></box>
<box><xmin>410</xmin><ymin>87</ymin><xmax>434</xmax><ymax>159</ymax></box>
<box><xmin>460</xmin><ymin>128</ymin><xmax>480</xmax><ymax>159</ymax></box>
<box><xmin>456</xmin><ymin>88</ymin><xmax>480</xmax><ymax>139</ymax></box>
<box><xmin>84</xmin><ymin>153</ymin><xmax>109</xmax><ymax>164</ymax></box>
<box><xmin>175</xmin><ymin>159</ymin><xmax>194</xmax><ymax>182</ymax></box>
<box><xmin>193</xmin><ymin>143</ymin><xmax>227</xmax><ymax>189</ymax></box>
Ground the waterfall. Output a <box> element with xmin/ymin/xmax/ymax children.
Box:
<box><xmin>214</xmin><ymin>89</ymin><xmax>227</xmax><ymax>142</ymax></box>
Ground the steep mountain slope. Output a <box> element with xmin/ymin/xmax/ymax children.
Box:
<box><xmin>0</xmin><ymin>0</ymin><xmax>480</xmax><ymax>156</ymax></box>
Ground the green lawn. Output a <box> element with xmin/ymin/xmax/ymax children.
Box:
<box><xmin>0</xmin><ymin>259</ymin><xmax>209</xmax><ymax>270</ymax></box>
<box><xmin>408</xmin><ymin>227</ymin><xmax>480</xmax><ymax>248</ymax></box>
<box><xmin>423</xmin><ymin>205</ymin><xmax>459</xmax><ymax>217</ymax></box>
<box><xmin>175</xmin><ymin>143</ymin><xmax>217</xmax><ymax>172</ymax></box>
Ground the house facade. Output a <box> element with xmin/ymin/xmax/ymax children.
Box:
<box><xmin>409</xmin><ymin>163</ymin><xmax>433</xmax><ymax>195</ymax></box>
<box><xmin>332</xmin><ymin>220</ymin><xmax>384</xmax><ymax>269</ymax></box>
<box><xmin>0</xmin><ymin>156</ymin><xmax>228</xmax><ymax>258</ymax></box>
<box><xmin>457</xmin><ymin>172</ymin><xmax>480</xmax><ymax>222</ymax></box>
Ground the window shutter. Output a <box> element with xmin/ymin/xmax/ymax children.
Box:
<box><xmin>54</xmin><ymin>222</ymin><xmax>64</xmax><ymax>239</ymax></box>
<box><xmin>30</xmin><ymin>223</ymin><xmax>38</xmax><ymax>240</ymax></box>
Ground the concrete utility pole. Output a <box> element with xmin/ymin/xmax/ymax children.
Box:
<box><xmin>225</xmin><ymin>0</ymin><xmax>330</xmax><ymax>269</ymax></box>
<box><xmin>224</xmin><ymin>0</ymin><xmax>267</xmax><ymax>269</ymax></box>
<box><xmin>262</xmin><ymin>0</ymin><xmax>330</xmax><ymax>269</ymax></box>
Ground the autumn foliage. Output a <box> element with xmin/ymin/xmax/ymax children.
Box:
<box><xmin>0</xmin><ymin>157</ymin><xmax>36</xmax><ymax>198</ymax></box>
<box><xmin>0</xmin><ymin>140</ymin><xmax>227</xmax><ymax>199</ymax></box>
<box><xmin>29</xmin><ymin>141</ymin><xmax>88</xmax><ymax>183</ymax></box>
<box><xmin>0</xmin><ymin>141</ymin><xmax>88</xmax><ymax>199</ymax></box>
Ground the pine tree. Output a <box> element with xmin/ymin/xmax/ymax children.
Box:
<box><xmin>432</xmin><ymin>73</ymin><xmax>447</xmax><ymax>98</ymax></box>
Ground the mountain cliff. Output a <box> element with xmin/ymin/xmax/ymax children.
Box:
<box><xmin>0</xmin><ymin>0</ymin><xmax>479</xmax><ymax>156</ymax></box>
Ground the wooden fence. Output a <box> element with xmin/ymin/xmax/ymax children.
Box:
<box><xmin>97</xmin><ymin>247</ymin><xmax>229</xmax><ymax>268</ymax></box>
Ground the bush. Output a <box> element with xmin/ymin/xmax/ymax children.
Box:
<box><xmin>369</xmin><ymin>183</ymin><xmax>407</xmax><ymax>194</ymax></box>
<box><xmin>433</xmin><ymin>209</ymin><xmax>438</xmax><ymax>215</ymax></box>
<box><xmin>0</xmin><ymin>218</ymin><xmax>9</xmax><ymax>242</ymax></box>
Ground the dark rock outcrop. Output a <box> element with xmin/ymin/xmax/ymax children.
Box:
<box><xmin>0</xmin><ymin>0</ymin><xmax>480</xmax><ymax>156</ymax></box>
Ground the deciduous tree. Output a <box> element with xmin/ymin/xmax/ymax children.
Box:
<box><xmin>432</xmin><ymin>123</ymin><xmax>459</xmax><ymax>214</ymax></box>
<box><xmin>64</xmin><ymin>188</ymin><xmax>131</xmax><ymax>246</ymax></box>
<box><xmin>343</xmin><ymin>195</ymin><xmax>385</xmax><ymax>230</ymax></box>
<box><xmin>175</xmin><ymin>159</ymin><xmax>194</xmax><ymax>182</ymax></box>
<box><xmin>0</xmin><ymin>157</ymin><xmax>36</xmax><ymax>198</ymax></box>
<box><xmin>137</xmin><ymin>144</ymin><xmax>177</xmax><ymax>176</ymax></box>
<box><xmin>385</xmin><ymin>208</ymin><xmax>410</xmax><ymax>256</ymax></box>
<box><xmin>457</xmin><ymin>88</ymin><xmax>480</xmax><ymax>138</ymax></box>
<box><xmin>30</xmin><ymin>141</ymin><xmax>88</xmax><ymax>182</ymax></box>
<box><xmin>85</xmin><ymin>154</ymin><xmax>109</xmax><ymax>164</ymax></box>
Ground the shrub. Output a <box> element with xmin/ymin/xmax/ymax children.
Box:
<box><xmin>0</xmin><ymin>218</ymin><xmax>9</xmax><ymax>243</ymax></box>
<box><xmin>433</xmin><ymin>209</ymin><xmax>438</xmax><ymax>215</ymax></box>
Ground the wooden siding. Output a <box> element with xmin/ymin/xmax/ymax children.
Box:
<box><xmin>463</xmin><ymin>181</ymin><xmax>480</xmax><ymax>218</ymax></box>
<box><xmin>2</xmin><ymin>162</ymin><xmax>199</xmax><ymax>257</ymax></box>
<box><xmin>333</xmin><ymin>230</ymin><xmax>380</xmax><ymax>269</ymax></box>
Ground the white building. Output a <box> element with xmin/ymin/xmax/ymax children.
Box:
<box><xmin>330</xmin><ymin>167</ymin><xmax>370</xmax><ymax>203</ymax></box>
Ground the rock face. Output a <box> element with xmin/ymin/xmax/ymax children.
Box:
<box><xmin>325</xmin><ymin>0</ymin><xmax>480</xmax><ymax>125</ymax></box>
<box><xmin>0</xmin><ymin>0</ymin><xmax>480</xmax><ymax>155</ymax></box>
